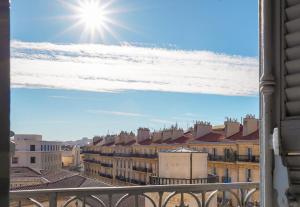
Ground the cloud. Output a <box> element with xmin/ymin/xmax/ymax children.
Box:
<box><xmin>87</xmin><ymin>109</ymin><xmax>145</xmax><ymax>117</ymax></box>
<box><xmin>11</xmin><ymin>40</ymin><xmax>259</xmax><ymax>96</ymax></box>
<box><xmin>150</xmin><ymin>118</ymin><xmax>174</xmax><ymax>124</ymax></box>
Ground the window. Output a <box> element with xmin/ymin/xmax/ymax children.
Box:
<box><xmin>212</xmin><ymin>148</ymin><xmax>217</xmax><ymax>156</ymax></box>
<box><xmin>225</xmin><ymin>168</ymin><xmax>229</xmax><ymax>177</ymax></box>
<box><xmin>41</xmin><ymin>145</ymin><xmax>43</xmax><ymax>151</ymax></box>
<box><xmin>30</xmin><ymin>156</ymin><xmax>36</xmax><ymax>164</ymax></box>
<box><xmin>212</xmin><ymin>167</ymin><xmax>217</xmax><ymax>175</ymax></box>
<box><xmin>30</xmin><ymin>145</ymin><xmax>35</xmax><ymax>151</ymax></box>
<box><xmin>246</xmin><ymin>169</ymin><xmax>252</xmax><ymax>182</ymax></box>
<box><xmin>12</xmin><ymin>157</ymin><xmax>18</xmax><ymax>164</ymax></box>
<box><xmin>247</xmin><ymin>148</ymin><xmax>252</xmax><ymax>159</ymax></box>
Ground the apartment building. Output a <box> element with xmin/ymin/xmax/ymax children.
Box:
<box><xmin>83</xmin><ymin>115</ymin><xmax>259</xmax><ymax>189</ymax></box>
<box><xmin>11</xmin><ymin>134</ymin><xmax>62</xmax><ymax>171</ymax></box>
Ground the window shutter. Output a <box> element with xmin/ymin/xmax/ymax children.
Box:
<box><xmin>281</xmin><ymin>0</ymin><xmax>300</xmax><ymax>196</ymax></box>
<box><xmin>285</xmin><ymin>0</ymin><xmax>300</xmax><ymax>117</ymax></box>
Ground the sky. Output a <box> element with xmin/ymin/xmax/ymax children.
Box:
<box><xmin>10</xmin><ymin>0</ymin><xmax>259</xmax><ymax>141</ymax></box>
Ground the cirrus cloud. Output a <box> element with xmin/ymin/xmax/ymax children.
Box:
<box><xmin>11</xmin><ymin>40</ymin><xmax>258</xmax><ymax>96</ymax></box>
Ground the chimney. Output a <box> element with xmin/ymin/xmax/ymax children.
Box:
<box><xmin>243</xmin><ymin>114</ymin><xmax>258</xmax><ymax>136</ymax></box>
<box><xmin>193</xmin><ymin>121</ymin><xmax>212</xmax><ymax>138</ymax></box>
<box><xmin>162</xmin><ymin>128</ymin><xmax>172</xmax><ymax>141</ymax></box>
<box><xmin>172</xmin><ymin>128</ymin><xmax>184</xmax><ymax>140</ymax></box>
<box><xmin>152</xmin><ymin>131</ymin><xmax>163</xmax><ymax>143</ymax></box>
<box><xmin>137</xmin><ymin>128</ymin><xmax>150</xmax><ymax>143</ymax></box>
<box><xmin>224</xmin><ymin>118</ymin><xmax>240</xmax><ymax>138</ymax></box>
<box><xmin>124</xmin><ymin>131</ymin><xmax>136</xmax><ymax>144</ymax></box>
<box><xmin>103</xmin><ymin>134</ymin><xmax>116</xmax><ymax>145</ymax></box>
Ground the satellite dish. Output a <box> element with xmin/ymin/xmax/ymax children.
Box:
<box><xmin>10</xmin><ymin>131</ymin><xmax>15</xmax><ymax>138</ymax></box>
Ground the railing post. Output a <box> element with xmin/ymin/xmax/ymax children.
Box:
<box><xmin>49</xmin><ymin>193</ymin><xmax>57</xmax><ymax>207</ymax></box>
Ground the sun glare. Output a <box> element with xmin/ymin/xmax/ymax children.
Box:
<box><xmin>64</xmin><ymin>0</ymin><xmax>125</xmax><ymax>42</ymax></box>
<box><xmin>78</xmin><ymin>1</ymin><xmax>106</xmax><ymax>31</ymax></box>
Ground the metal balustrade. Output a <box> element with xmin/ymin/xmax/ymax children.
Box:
<box><xmin>132</xmin><ymin>166</ymin><xmax>152</xmax><ymax>173</ymax></box>
<box><xmin>149</xmin><ymin>176</ymin><xmax>219</xmax><ymax>185</ymax></box>
<box><xmin>221</xmin><ymin>177</ymin><xmax>232</xmax><ymax>183</ymax></box>
<box><xmin>99</xmin><ymin>173</ymin><xmax>113</xmax><ymax>179</ymax></box>
<box><xmin>237</xmin><ymin>155</ymin><xmax>260</xmax><ymax>163</ymax></box>
<box><xmin>10</xmin><ymin>182</ymin><xmax>259</xmax><ymax>207</ymax></box>
<box><xmin>208</xmin><ymin>154</ymin><xmax>259</xmax><ymax>163</ymax></box>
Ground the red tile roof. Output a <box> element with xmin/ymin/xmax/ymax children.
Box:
<box><xmin>102</xmin><ymin>142</ymin><xmax>115</xmax><ymax>146</ymax></box>
<box><xmin>138</xmin><ymin>138</ymin><xmax>152</xmax><ymax>145</ymax></box>
<box><xmin>194</xmin><ymin>132</ymin><xmax>224</xmax><ymax>142</ymax></box>
<box><xmin>225</xmin><ymin>125</ymin><xmax>259</xmax><ymax>141</ymax></box>
<box><xmin>124</xmin><ymin>140</ymin><xmax>136</xmax><ymax>146</ymax></box>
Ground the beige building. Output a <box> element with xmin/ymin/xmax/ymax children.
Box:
<box><xmin>62</xmin><ymin>145</ymin><xmax>81</xmax><ymax>169</ymax></box>
<box><xmin>11</xmin><ymin>134</ymin><xmax>62</xmax><ymax>171</ymax></box>
<box><xmin>83</xmin><ymin>115</ymin><xmax>259</xmax><ymax>204</ymax></box>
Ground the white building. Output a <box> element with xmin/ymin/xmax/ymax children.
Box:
<box><xmin>11</xmin><ymin>134</ymin><xmax>62</xmax><ymax>171</ymax></box>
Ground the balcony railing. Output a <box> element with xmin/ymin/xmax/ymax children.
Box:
<box><xmin>132</xmin><ymin>166</ymin><xmax>152</xmax><ymax>173</ymax></box>
<box><xmin>149</xmin><ymin>175</ymin><xmax>219</xmax><ymax>185</ymax></box>
<box><xmin>132</xmin><ymin>153</ymin><xmax>158</xmax><ymax>158</ymax></box>
<box><xmin>238</xmin><ymin>155</ymin><xmax>260</xmax><ymax>163</ymax></box>
<box><xmin>208</xmin><ymin>154</ymin><xmax>236</xmax><ymax>162</ymax></box>
<box><xmin>10</xmin><ymin>182</ymin><xmax>259</xmax><ymax>207</ymax></box>
<box><xmin>99</xmin><ymin>173</ymin><xmax>113</xmax><ymax>179</ymax></box>
<box><xmin>83</xmin><ymin>159</ymin><xmax>101</xmax><ymax>164</ymax></box>
<box><xmin>101</xmin><ymin>163</ymin><xmax>113</xmax><ymax>168</ymax></box>
<box><xmin>82</xmin><ymin>150</ymin><xmax>98</xmax><ymax>154</ymax></box>
<box><xmin>222</xmin><ymin>176</ymin><xmax>232</xmax><ymax>183</ymax></box>
<box><xmin>115</xmin><ymin>175</ymin><xmax>130</xmax><ymax>182</ymax></box>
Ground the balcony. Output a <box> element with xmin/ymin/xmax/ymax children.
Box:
<box><xmin>98</xmin><ymin>173</ymin><xmax>113</xmax><ymax>179</ymax></box>
<box><xmin>101</xmin><ymin>163</ymin><xmax>113</xmax><ymax>168</ymax></box>
<box><xmin>114</xmin><ymin>153</ymin><xmax>131</xmax><ymax>157</ymax></box>
<box><xmin>222</xmin><ymin>176</ymin><xmax>232</xmax><ymax>183</ymax></box>
<box><xmin>149</xmin><ymin>175</ymin><xmax>219</xmax><ymax>185</ymax></box>
<box><xmin>115</xmin><ymin>175</ymin><xmax>130</xmax><ymax>182</ymax></box>
<box><xmin>238</xmin><ymin>155</ymin><xmax>260</xmax><ymax>163</ymax></box>
<box><xmin>82</xmin><ymin>150</ymin><xmax>98</xmax><ymax>154</ymax></box>
<box><xmin>208</xmin><ymin>154</ymin><xmax>236</xmax><ymax>162</ymax></box>
<box><xmin>99</xmin><ymin>152</ymin><xmax>114</xmax><ymax>157</ymax></box>
<box><xmin>132</xmin><ymin>153</ymin><xmax>158</xmax><ymax>159</ymax></box>
<box><xmin>83</xmin><ymin>159</ymin><xmax>101</xmax><ymax>164</ymax></box>
<box><xmin>132</xmin><ymin>166</ymin><xmax>152</xmax><ymax>173</ymax></box>
<box><xmin>10</xmin><ymin>182</ymin><xmax>259</xmax><ymax>207</ymax></box>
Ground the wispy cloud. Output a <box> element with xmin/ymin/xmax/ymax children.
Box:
<box><xmin>11</xmin><ymin>40</ymin><xmax>258</xmax><ymax>96</ymax></box>
<box><xmin>150</xmin><ymin>118</ymin><xmax>174</xmax><ymax>124</ymax></box>
<box><xmin>87</xmin><ymin>109</ymin><xmax>145</xmax><ymax>117</ymax></box>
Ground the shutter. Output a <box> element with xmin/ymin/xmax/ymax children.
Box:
<box><xmin>281</xmin><ymin>0</ymin><xmax>300</xmax><ymax>152</ymax></box>
<box><xmin>281</xmin><ymin>0</ymin><xmax>300</xmax><ymax>195</ymax></box>
<box><xmin>285</xmin><ymin>0</ymin><xmax>300</xmax><ymax>117</ymax></box>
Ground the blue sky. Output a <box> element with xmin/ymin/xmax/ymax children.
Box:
<box><xmin>10</xmin><ymin>0</ymin><xmax>259</xmax><ymax>141</ymax></box>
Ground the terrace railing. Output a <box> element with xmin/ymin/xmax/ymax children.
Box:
<box><xmin>237</xmin><ymin>155</ymin><xmax>260</xmax><ymax>163</ymax></box>
<box><xmin>10</xmin><ymin>182</ymin><xmax>259</xmax><ymax>207</ymax></box>
<box><xmin>149</xmin><ymin>176</ymin><xmax>219</xmax><ymax>185</ymax></box>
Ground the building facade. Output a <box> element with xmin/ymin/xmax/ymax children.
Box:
<box><xmin>11</xmin><ymin>134</ymin><xmax>62</xmax><ymax>171</ymax></box>
<box><xmin>83</xmin><ymin>115</ymin><xmax>259</xmax><ymax>189</ymax></box>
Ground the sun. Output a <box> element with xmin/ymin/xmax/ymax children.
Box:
<box><xmin>63</xmin><ymin>0</ymin><xmax>125</xmax><ymax>42</ymax></box>
<box><xmin>77</xmin><ymin>0</ymin><xmax>107</xmax><ymax>31</ymax></box>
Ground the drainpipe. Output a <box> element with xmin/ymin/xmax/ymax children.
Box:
<box><xmin>260</xmin><ymin>0</ymin><xmax>275</xmax><ymax>206</ymax></box>
<box><xmin>190</xmin><ymin>153</ymin><xmax>192</xmax><ymax>184</ymax></box>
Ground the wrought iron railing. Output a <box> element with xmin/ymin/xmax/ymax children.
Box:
<box><xmin>10</xmin><ymin>182</ymin><xmax>259</xmax><ymax>207</ymax></box>
<box><xmin>149</xmin><ymin>176</ymin><xmax>219</xmax><ymax>185</ymax></box>
<box><xmin>221</xmin><ymin>176</ymin><xmax>232</xmax><ymax>183</ymax></box>
<box><xmin>237</xmin><ymin>155</ymin><xmax>260</xmax><ymax>163</ymax></box>
<box><xmin>132</xmin><ymin>166</ymin><xmax>152</xmax><ymax>173</ymax></box>
<box><xmin>101</xmin><ymin>163</ymin><xmax>113</xmax><ymax>168</ymax></box>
